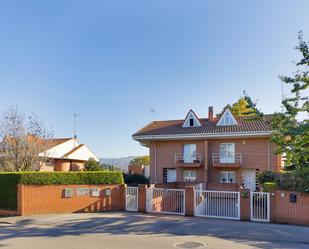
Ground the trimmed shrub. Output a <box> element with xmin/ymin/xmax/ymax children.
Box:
<box><xmin>262</xmin><ymin>182</ymin><xmax>277</xmax><ymax>192</ymax></box>
<box><xmin>19</xmin><ymin>171</ymin><xmax>124</xmax><ymax>185</ymax></box>
<box><xmin>0</xmin><ymin>173</ymin><xmax>21</xmax><ymax>210</ymax></box>
<box><xmin>0</xmin><ymin>171</ymin><xmax>124</xmax><ymax>210</ymax></box>
<box><xmin>124</xmin><ymin>174</ymin><xmax>149</xmax><ymax>186</ymax></box>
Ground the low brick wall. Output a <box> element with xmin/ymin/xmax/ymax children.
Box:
<box><xmin>0</xmin><ymin>209</ymin><xmax>19</xmax><ymax>216</ymax></box>
<box><xmin>17</xmin><ymin>184</ymin><xmax>126</xmax><ymax>216</ymax></box>
<box><xmin>207</xmin><ymin>182</ymin><xmax>240</xmax><ymax>191</ymax></box>
<box><xmin>272</xmin><ymin>190</ymin><xmax>309</xmax><ymax>226</ymax></box>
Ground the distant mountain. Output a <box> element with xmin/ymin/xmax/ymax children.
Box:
<box><xmin>100</xmin><ymin>156</ymin><xmax>137</xmax><ymax>172</ymax></box>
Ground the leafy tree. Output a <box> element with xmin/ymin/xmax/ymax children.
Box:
<box><xmin>129</xmin><ymin>155</ymin><xmax>150</xmax><ymax>166</ymax></box>
<box><xmin>223</xmin><ymin>91</ymin><xmax>263</xmax><ymax>118</ymax></box>
<box><xmin>84</xmin><ymin>158</ymin><xmax>102</xmax><ymax>171</ymax></box>
<box><xmin>230</xmin><ymin>96</ymin><xmax>254</xmax><ymax>116</ymax></box>
<box><xmin>272</xmin><ymin>32</ymin><xmax>309</xmax><ymax>169</ymax></box>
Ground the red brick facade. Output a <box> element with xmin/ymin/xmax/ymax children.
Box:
<box><xmin>149</xmin><ymin>137</ymin><xmax>281</xmax><ymax>190</ymax></box>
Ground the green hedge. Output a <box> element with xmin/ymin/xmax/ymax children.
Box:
<box><xmin>0</xmin><ymin>173</ymin><xmax>21</xmax><ymax>210</ymax></box>
<box><xmin>0</xmin><ymin>171</ymin><xmax>124</xmax><ymax>210</ymax></box>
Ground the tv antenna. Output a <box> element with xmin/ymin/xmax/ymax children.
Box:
<box><xmin>73</xmin><ymin>113</ymin><xmax>82</xmax><ymax>141</ymax></box>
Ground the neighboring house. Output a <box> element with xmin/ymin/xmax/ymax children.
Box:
<box><xmin>39</xmin><ymin>138</ymin><xmax>99</xmax><ymax>172</ymax></box>
<box><xmin>133</xmin><ymin>106</ymin><xmax>282</xmax><ymax>191</ymax></box>
<box><xmin>128</xmin><ymin>164</ymin><xmax>150</xmax><ymax>178</ymax></box>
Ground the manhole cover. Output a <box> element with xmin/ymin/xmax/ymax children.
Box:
<box><xmin>175</xmin><ymin>241</ymin><xmax>205</xmax><ymax>249</ymax></box>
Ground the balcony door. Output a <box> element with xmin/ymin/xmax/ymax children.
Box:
<box><xmin>183</xmin><ymin>144</ymin><xmax>196</xmax><ymax>163</ymax></box>
<box><xmin>219</xmin><ymin>143</ymin><xmax>235</xmax><ymax>163</ymax></box>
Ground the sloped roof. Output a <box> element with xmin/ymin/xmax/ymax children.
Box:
<box><xmin>45</xmin><ymin>138</ymin><xmax>73</xmax><ymax>149</ymax></box>
<box><xmin>133</xmin><ymin>115</ymin><xmax>273</xmax><ymax>138</ymax></box>
<box><xmin>62</xmin><ymin>144</ymin><xmax>84</xmax><ymax>157</ymax></box>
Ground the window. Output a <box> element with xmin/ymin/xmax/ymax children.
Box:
<box><xmin>182</xmin><ymin>110</ymin><xmax>202</xmax><ymax>128</ymax></box>
<box><xmin>163</xmin><ymin>168</ymin><xmax>176</xmax><ymax>183</ymax></box>
<box><xmin>219</xmin><ymin>143</ymin><xmax>235</xmax><ymax>163</ymax></box>
<box><xmin>217</xmin><ymin>109</ymin><xmax>237</xmax><ymax>126</ymax></box>
<box><xmin>220</xmin><ymin>171</ymin><xmax>236</xmax><ymax>183</ymax></box>
<box><xmin>183</xmin><ymin>170</ymin><xmax>197</xmax><ymax>182</ymax></box>
<box><xmin>183</xmin><ymin>144</ymin><xmax>196</xmax><ymax>163</ymax></box>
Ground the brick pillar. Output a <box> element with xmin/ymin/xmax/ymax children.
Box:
<box><xmin>240</xmin><ymin>189</ymin><xmax>250</xmax><ymax>221</ymax></box>
<box><xmin>138</xmin><ymin>184</ymin><xmax>147</xmax><ymax>213</ymax></box>
<box><xmin>17</xmin><ymin>184</ymin><xmax>24</xmax><ymax>216</ymax></box>
<box><xmin>269</xmin><ymin>190</ymin><xmax>275</xmax><ymax>223</ymax></box>
<box><xmin>120</xmin><ymin>184</ymin><xmax>127</xmax><ymax>211</ymax></box>
<box><xmin>185</xmin><ymin>186</ymin><xmax>194</xmax><ymax>216</ymax></box>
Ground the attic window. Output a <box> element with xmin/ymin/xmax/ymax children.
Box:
<box><xmin>182</xmin><ymin>110</ymin><xmax>202</xmax><ymax>128</ymax></box>
<box><xmin>217</xmin><ymin>109</ymin><xmax>238</xmax><ymax>126</ymax></box>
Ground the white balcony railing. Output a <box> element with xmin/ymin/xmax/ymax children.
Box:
<box><xmin>174</xmin><ymin>153</ymin><xmax>202</xmax><ymax>164</ymax></box>
<box><xmin>212</xmin><ymin>153</ymin><xmax>242</xmax><ymax>165</ymax></box>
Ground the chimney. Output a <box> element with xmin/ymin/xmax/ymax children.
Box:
<box><xmin>208</xmin><ymin>106</ymin><xmax>214</xmax><ymax>121</ymax></box>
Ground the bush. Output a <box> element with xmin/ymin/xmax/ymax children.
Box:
<box><xmin>258</xmin><ymin>171</ymin><xmax>278</xmax><ymax>184</ymax></box>
<box><xmin>0</xmin><ymin>173</ymin><xmax>21</xmax><ymax>210</ymax></box>
<box><xmin>262</xmin><ymin>182</ymin><xmax>277</xmax><ymax>192</ymax></box>
<box><xmin>0</xmin><ymin>171</ymin><xmax>124</xmax><ymax>210</ymax></box>
<box><xmin>84</xmin><ymin>158</ymin><xmax>103</xmax><ymax>171</ymax></box>
<box><xmin>124</xmin><ymin>174</ymin><xmax>149</xmax><ymax>186</ymax></box>
<box><xmin>277</xmin><ymin>169</ymin><xmax>309</xmax><ymax>193</ymax></box>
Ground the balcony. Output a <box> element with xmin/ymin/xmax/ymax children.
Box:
<box><xmin>174</xmin><ymin>153</ymin><xmax>202</xmax><ymax>168</ymax></box>
<box><xmin>212</xmin><ymin>153</ymin><xmax>242</xmax><ymax>168</ymax></box>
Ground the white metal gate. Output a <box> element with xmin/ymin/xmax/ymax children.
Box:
<box><xmin>251</xmin><ymin>192</ymin><xmax>270</xmax><ymax>222</ymax></box>
<box><xmin>194</xmin><ymin>190</ymin><xmax>240</xmax><ymax>220</ymax></box>
<box><xmin>146</xmin><ymin>188</ymin><xmax>185</xmax><ymax>215</ymax></box>
<box><xmin>125</xmin><ymin>187</ymin><xmax>138</xmax><ymax>211</ymax></box>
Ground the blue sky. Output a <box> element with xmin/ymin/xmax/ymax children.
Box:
<box><xmin>0</xmin><ymin>1</ymin><xmax>308</xmax><ymax>158</ymax></box>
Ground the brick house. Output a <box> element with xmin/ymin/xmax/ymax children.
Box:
<box><xmin>39</xmin><ymin>138</ymin><xmax>99</xmax><ymax>172</ymax></box>
<box><xmin>133</xmin><ymin>107</ymin><xmax>282</xmax><ymax>191</ymax></box>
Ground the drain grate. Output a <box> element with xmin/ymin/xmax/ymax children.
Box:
<box><xmin>175</xmin><ymin>241</ymin><xmax>205</xmax><ymax>249</ymax></box>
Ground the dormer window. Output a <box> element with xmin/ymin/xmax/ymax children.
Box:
<box><xmin>217</xmin><ymin>109</ymin><xmax>237</xmax><ymax>126</ymax></box>
<box><xmin>183</xmin><ymin>110</ymin><xmax>202</xmax><ymax>128</ymax></box>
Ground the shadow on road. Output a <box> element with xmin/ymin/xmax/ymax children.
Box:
<box><xmin>0</xmin><ymin>212</ymin><xmax>308</xmax><ymax>249</ymax></box>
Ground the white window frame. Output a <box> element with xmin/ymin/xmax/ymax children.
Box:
<box><xmin>217</xmin><ymin>109</ymin><xmax>237</xmax><ymax>126</ymax></box>
<box><xmin>219</xmin><ymin>143</ymin><xmax>235</xmax><ymax>163</ymax></box>
<box><xmin>183</xmin><ymin>144</ymin><xmax>197</xmax><ymax>163</ymax></box>
<box><xmin>183</xmin><ymin>110</ymin><xmax>202</xmax><ymax>127</ymax></box>
<box><xmin>220</xmin><ymin>171</ymin><xmax>236</xmax><ymax>184</ymax></box>
<box><xmin>166</xmin><ymin>169</ymin><xmax>176</xmax><ymax>183</ymax></box>
<box><xmin>183</xmin><ymin>170</ymin><xmax>197</xmax><ymax>182</ymax></box>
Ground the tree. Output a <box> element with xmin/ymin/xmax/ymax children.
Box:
<box><xmin>129</xmin><ymin>156</ymin><xmax>150</xmax><ymax>166</ymax></box>
<box><xmin>229</xmin><ymin>91</ymin><xmax>263</xmax><ymax>117</ymax></box>
<box><xmin>272</xmin><ymin>32</ymin><xmax>309</xmax><ymax>169</ymax></box>
<box><xmin>101</xmin><ymin>163</ymin><xmax>121</xmax><ymax>171</ymax></box>
<box><xmin>0</xmin><ymin>106</ymin><xmax>53</xmax><ymax>171</ymax></box>
<box><xmin>84</xmin><ymin>158</ymin><xmax>102</xmax><ymax>171</ymax></box>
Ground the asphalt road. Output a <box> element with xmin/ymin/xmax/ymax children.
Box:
<box><xmin>1</xmin><ymin>212</ymin><xmax>309</xmax><ymax>249</ymax></box>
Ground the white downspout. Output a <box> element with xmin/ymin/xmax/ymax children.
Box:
<box><xmin>267</xmin><ymin>141</ymin><xmax>271</xmax><ymax>170</ymax></box>
<box><xmin>154</xmin><ymin>144</ymin><xmax>157</xmax><ymax>184</ymax></box>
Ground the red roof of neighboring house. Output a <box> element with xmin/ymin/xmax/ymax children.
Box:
<box><xmin>133</xmin><ymin>114</ymin><xmax>273</xmax><ymax>137</ymax></box>
<box><xmin>46</xmin><ymin>138</ymin><xmax>72</xmax><ymax>149</ymax></box>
